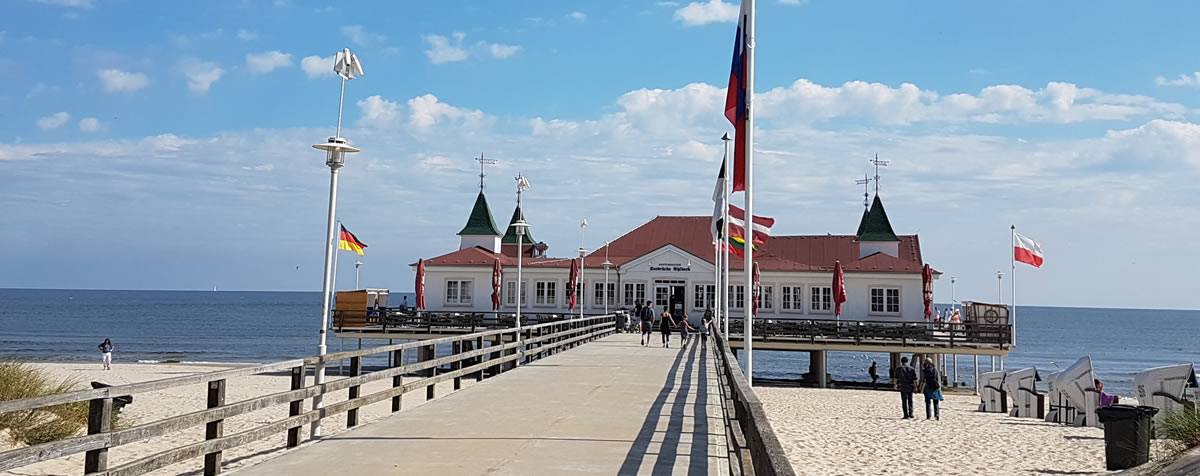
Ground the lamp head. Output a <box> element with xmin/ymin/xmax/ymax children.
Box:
<box><xmin>513</xmin><ymin>219</ymin><xmax>529</xmax><ymax>237</ymax></box>
<box><xmin>313</xmin><ymin>136</ymin><xmax>360</xmax><ymax>169</ymax></box>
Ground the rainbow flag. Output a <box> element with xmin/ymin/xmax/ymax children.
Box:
<box><xmin>339</xmin><ymin>225</ymin><xmax>367</xmax><ymax>256</ymax></box>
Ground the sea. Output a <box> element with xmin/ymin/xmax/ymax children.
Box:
<box><xmin>0</xmin><ymin>289</ymin><xmax>1195</xmax><ymax>396</ymax></box>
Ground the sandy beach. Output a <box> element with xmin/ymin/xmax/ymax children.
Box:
<box><xmin>757</xmin><ymin>386</ymin><xmax>1121</xmax><ymax>475</ymax></box>
<box><xmin>1</xmin><ymin>361</ymin><xmax>473</xmax><ymax>476</ymax></box>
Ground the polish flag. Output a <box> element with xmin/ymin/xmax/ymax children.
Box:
<box><xmin>1013</xmin><ymin>232</ymin><xmax>1044</xmax><ymax>268</ymax></box>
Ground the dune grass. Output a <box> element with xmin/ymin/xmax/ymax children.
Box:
<box><xmin>1160</xmin><ymin>408</ymin><xmax>1200</xmax><ymax>455</ymax></box>
<box><xmin>0</xmin><ymin>360</ymin><xmax>94</xmax><ymax>446</ymax></box>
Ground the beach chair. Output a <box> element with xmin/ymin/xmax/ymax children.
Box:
<box><xmin>978</xmin><ymin>370</ymin><xmax>1008</xmax><ymax>413</ymax></box>
<box><xmin>1004</xmin><ymin>367</ymin><xmax>1044</xmax><ymax>419</ymax></box>
<box><xmin>1043</xmin><ymin>371</ymin><xmax>1071</xmax><ymax>423</ymax></box>
<box><xmin>1135</xmin><ymin>363</ymin><xmax>1199</xmax><ymax>425</ymax></box>
<box><xmin>1056</xmin><ymin>356</ymin><xmax>1101</xmax><ymax>428</ymax></box>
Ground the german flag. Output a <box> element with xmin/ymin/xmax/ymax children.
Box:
<box><xmin>339</xmin><ymin>225</ymin><xmax>367</xmax><ymax>256</ymax></box>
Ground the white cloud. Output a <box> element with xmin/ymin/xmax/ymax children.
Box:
<box><xmin>778</xmin><ymin>0</ymin><xmax>807</xmax><ymax>4</ymax></box>
<box><xmin>32</xmin><ymin>0</ymin><xmax>93</xmax><ymax>7</ymax></box>
<box><xmin>341</xmin><ymin>25</ymin><xmax>385</xmax><ymax>46</ymax></box>
<box><xmin>236</xmin><ymin>29</ymin><xmax>257</xmax><ymax>41</ymax></box>
<box><xmin>1155</xmin><ymin>72</ymin><xmax>1200</xmax><ymax>88</ymax></box>
<box><xmin>178</xmin><ymin>59</ymin><xmax>224</xmax><ymax>93</ymax></box>
<box><xmin>484</xmin><ymin>42</ymin><xmax>522</xmax><ymax>59</ymax></box>
<box><xmin>567</xmin><ymin>11</ymin><xmax>587</xmax><ymax>21</ymax></box>
<box><xmin>356</xmin><ymin>95</ymin><xmax>400</xmax><ymax>126</ymax></box>
<box><xmin>36</xmin><ymin>112</ymin><xmax>70</xmax><ymax>130</ymax></box>
<box><xmin>245</xmin><ymin>51</ymin><xmax>293</xmax><ymax>74</ymax></box>
<box><xmin>674</xmin><ymin>0</ymin><xmax>739</xmax><ymax>26</ymax></box>
<box><xmin>423</xmin><ymin>33</ymin><xmax>469</xmax><ymax>64</ymax></box>
<box><xmin>79</xmin><ymin>117</ymin><xmax>103</xmax><ymax>132</ymax></box>
<box><xmin>300</xmin><ymin>55</ymin><xmax>335</xmax><ymax>79</ymax></box>
<box><xmin>96</xmin><ymin>69</ymin><xmax>150</xmax><ymax>94</ymax></box>
<box><xmin>656</xmin><ymin>1</ymin><xmax>681</xmax><ymax>6</ymax></box>
<box><xmin>407</xmin><ymin>94</ymin><xmax>488</xmax><ymax>131</ymax></box>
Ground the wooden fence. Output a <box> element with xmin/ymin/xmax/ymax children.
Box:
<box><xmin>710</xmin><ymin>330</ymin><xmax>796</xmax><ymax>476</ymax></box>
<box><xmin>727</xmin><ymin>318</ymin><xmax>1012</xmax><ymax>347</ymax></box>
<box><xmin>0</xmin><ymin>315</ymin><xmax>616</xmax><ymax>476</ymax></box>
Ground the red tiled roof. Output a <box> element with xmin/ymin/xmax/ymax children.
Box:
<box><xmin>422</xmin><ymin>216</ymin><xmax>928</xmax><ymax>274</ymax></box>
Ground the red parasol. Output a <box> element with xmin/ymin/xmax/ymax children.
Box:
<box><xmin>567</xmin><ymin>257</ymin><xmax>579</xmax><ymax>310</ymax></box>
<box><xmin>414</xmin><ymin>258</ymin><xmax>426</xmax><ymax>310</ymax></box>
<box><xmin>491</xmin><ymin>258</ymin><xmax>503</xmax><ymax>311</ymax></box>
<box><xmin>922</xmin><ymin>263</ymin><xmax>933</xmax><ymax>319</ymax></box>
<box><xmin>833</xmin><ymin>260</ymin><xmax>847</xmax><ymax>318</ymax></box>
<box><xmin>752</xmin><ymin>261</ymin><xmax>760</xmax><ymax>317</ymax></box>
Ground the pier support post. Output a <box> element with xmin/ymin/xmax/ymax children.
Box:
<box><xmin>391</xmin><ymin>349</ymin><xmax>403</xmax><ymax>412</ymax></box>
<box><xmin>84</xmin><ymin>397</ymin><xmax>112</xmax><ymax>473</ymax></box>
<box><xmin>889</xmin><ymin>352</ymin><xmax>901</xmax><ymax>382</ymax></box>
<box><xmin>953</xmin><ymin>354</ymin><xmax>959</xmax><ymax>388</ymax></box>
<box><xmin>347</xmin><ymin>356</ymin><xmax>362</xmax><ymax>428</ymax></box>
<box><xmin>974</xmin><ymin>355</ymin><xmax>980</xmax><ymax>395</ymax></box>
<box><xmin>808</xmin><ymin>350</ymin><xmax>828</xmax><ymax>388</ymax></box>
<box><xmin>287</xmin><ymin>366</ymin><xmax>304</xmax><ymax>447</ymax></box>
<box><xmin>204</xmin><ymin>379</ymin><xmax>226</xmax><ymax>475</ymax></box>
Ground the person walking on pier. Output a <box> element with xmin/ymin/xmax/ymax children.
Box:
<box><xmin>659</xmin><ymin>310</ymin><xmax>676</xmax><ymax>348</ymax></box>
<box><xmin>894</xmin><ymin>356</ymin><xmax>917</xmax><ymax>419</ymax></box>
<box><xmin>98</xmin><ymin>338</ymin><xmax>114</xmax><ymax>370</ymax></box>
<box><xmin>639</xmin><ymin>301</ymin><xmax>654</xmax><ymax>346</ymax></box>
<box><xmin>700</xmin><ymin>311</ymin><xmax>713</xmax><ymax>349</ymax></box>
<box><xmin>920</xmin><ymin>358</ymin><xmax>943</xmax><ymax>420</ymax></box>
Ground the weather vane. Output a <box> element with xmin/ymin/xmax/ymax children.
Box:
<box><xmin>475</xmin><ymin>153</ymin><xmax>496</xmax><ymax>192</ymax></box>
<box><xmin>855</xmin><ymin>174</ymin><xmax>872</xmax><ymax>210</ymax></box>
<box><xmin>870</xmin><ymin>154</ymin><xmax>889</xmax><ymax>195</ymax></box>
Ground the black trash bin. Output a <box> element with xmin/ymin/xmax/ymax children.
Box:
<box><xmin>1096</xmin><ymin>404</ymin><xmax>1159</xmax><ymax>470</ymax></box>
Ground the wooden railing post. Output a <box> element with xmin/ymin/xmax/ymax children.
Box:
<box><xmin>475</xmin><ymin>336</ymin><xmax>485</xmax><ymax>382</ymax></box>
<box><xmin>83</xmin><ymin>397</ymin><xmax>112</xmax><ymax>473</ymax></box>
<box><xmin>423</xmin><ymin>344</ymin><xmax>436</xmax><ymax>401</ymax></box>
<box><xmin>347</xmin><ymin>356</ymin><xmax>362</xmax><ymax>428</ymax></box>
<box><xmin>452</xmin><ymin>340</ymin><xmax>463</xmax><ymax>391</ymax></box>
<box><xmin>204</xmin><ymin>379</ymin><xmax>226</xmax><ymax>475</ymax></box>
<box><xmin>286</xmin><ymin>366</ymin><xmax>304</xmax><ymax>448</ymax></box>
<box><xmin>391</xmin><ymin>349</ymin><xmax>404</xmax><ymax>412</ymax></box>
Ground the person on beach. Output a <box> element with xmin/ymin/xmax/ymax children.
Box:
<box><xmin>869</xmin><ymin>361</ymin><xmax>879</xmax><ymax>389</ymax></box>
<box><xmin>919</xmin><ymin>358</ymin><xmax>943</xmax><ymax>420</ymax></box>
<box><xmin>660</xmin><ymin>310</ymin><xmax>676</xmax><ymax>348</ymax></box>
<box><xmin>894</xmin><ymin>356</ymin><xmax>917</xmax><ymax>419</ymax></box>
<box><xmin>1095</xmin><ymin>379</ymin><xmax>1120</xmax><ymax>406</ymax></box>
<box><xmin>640</xmin><ymin>301</ymin><xmax>654</xmax><ymax>346</ymax></box>
<box><xmin>98</xmin><ymin>338</ymin><xmax>114</xmax><ymax>370</ymax></box>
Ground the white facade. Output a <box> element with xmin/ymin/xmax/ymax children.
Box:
<box><xmin>458</xmin><ymin>235</ymin><xmax>501</xmax><ymax>253</ymax></box>
<box><xmin>420</xmin><ymin>244</ymin><xmax>931</xmax><ymax>322</ymax></box>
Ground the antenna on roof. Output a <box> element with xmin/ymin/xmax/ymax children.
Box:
<box><xmin>870</xmin><ymin>154</ymin><xmax>889</xmax><ymax>196</ymax></box>
<box><xmin>476</xmin><ymin>153</ymin><xmax>496</xmax><ymax>192</ymax></box>
<box><xmin>855</xmin><ymin>174</ymin><xmax>872</xmax><ymax>210</ymax></box>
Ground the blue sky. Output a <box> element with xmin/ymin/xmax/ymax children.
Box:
<box><xmin>3</xmin><ymin>0</ymin><xmax>1200</xmax><ymax>309</ymax></box>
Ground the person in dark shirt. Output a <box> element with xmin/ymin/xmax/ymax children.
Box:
<box><xmin>893</xmin><ymin>357</ymin><xmax>918</xmax><ymax>419</ymax></box>
<box><xmin>869</xmin><ymin>361</ymin><xmax>879</xmax><ymax>389</ymax></box>
<box><xmin>920</xmin><ymin>358</ymin><xmax>944</xmax><ymax>420</ymax></box>
<box><xmin>640</xmin><ymin>302</ymin><xmax>654</xmax><ymax>346</ymax></box>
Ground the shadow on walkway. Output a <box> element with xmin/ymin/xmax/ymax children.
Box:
<box><xmin>618</xmin><ymin>340</ymin><xmax>715</xmax><ymax>475</ymax></box>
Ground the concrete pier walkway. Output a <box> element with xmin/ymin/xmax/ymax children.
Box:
<box><xmin>236</xmin><ymin>332</ymin><xmax>727</xmax><ymax>475</ymax></box>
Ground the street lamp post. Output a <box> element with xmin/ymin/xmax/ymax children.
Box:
<box><xmin>310</xmin><ymin>48</ymin><xmax>363</xmax><ymax>439</ymax></box>
<box><xmin>577</xmin><ymin>247</ymin><xmax>587</xmax><ymax>320</ymax></box>
<box><xmin>996</xmin><ymin>271</ymin><xmax>1004</xmax><ymax>303</ymax></box>
<box><xmin>514</xmin><ymin>174</ymin><xmax>530</xmax><ymax>363</ymax></box>
<box><xmin>354</xmin><ymin>260</ymin><xmax>363</xmax><ymax>289</ymax></box>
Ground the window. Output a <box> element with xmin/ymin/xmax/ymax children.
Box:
<box><xmin>781</xmin><ymin>286</ymin><xmax>803</xmax><ymax>312</ymax></box>
<box><xmin>535</xmin><ymin>281</ymin><xmax>556</xmax><ymax>306</ymax></box>
<box><xmin>623</xmin><ymin>282</ymin><xmax>646</xmax><ymax>306</ymax></box>
<box><xmin>593</xmin><ymin>282</ymin><xmax>616</xmax><ymax>306</ymax></box>
<box><xmin>810</xmin><ymin>286</ymin><xmax>832</xmax><ymax>313</ymax></box>
<box><xmin>574</xmin><ymin>281</ymin><xmax>584</xmax><ymax>307</ymax></box>
<box><xmin>756</xmin><ymin>285</ymin><xmax>773</xmax><ymax>310</ymax></box>
<box><xmin>655</xmin><ymin>285</ymin><xmax>671</xmax><ymax>307</ymax></box>
<box><xmin>727</xmin><ymin>285</ymin><xmax>745</xmax><ymax>309</ymax></box>
<box><xmin>870</xmin><ymin>287</ymin><xmax>901</xmax><ymax>314</ymax></box>
<box><xmin>693</xmin><ymin>284</ymin><xmax>716</xmax><ymax>309</ymax></box>
<box><xmin>504</xmin><ymin>281</ymin><xmax>527</xmax><ymax>306</ymax></box>
<box><xmin>445</xmin><ymin>280</ymin><xmax>472</xmax><ymax>305</ymax></box>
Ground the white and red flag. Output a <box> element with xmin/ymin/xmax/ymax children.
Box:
<box><xmin>1013</xmin><ymin>232</ymin><xmax>1044</xmax><ymax>268</ymax></box>
<box><xmin>724</xmin><ymin>0</ymin><xmax>750</xmax><ymax>192</ymax></box>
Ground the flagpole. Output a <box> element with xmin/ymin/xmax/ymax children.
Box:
<box><xmin>1011</xmin><ymin>225</ymin><xmax>1017</xmax><ymax>347</ymax></box>
<box><xmin>332</xmin><ymin>220</ymin><xmax>340</xmax><ymax>298</ymax></box>
<box><xmin>723</xmin><ymin>155</ymin><xmax>731</xmax><ymax>339</ymax></box>
<box><xmin>743</xmin><ymin>0</ymin><xmax>756</xmax><ymax>387</ymax></box>
<box><xmin>714</xmin><ymin>236</ymin><xmax>720</xmax><ymax>333</ymax></box>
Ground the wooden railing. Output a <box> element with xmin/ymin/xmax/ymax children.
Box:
<box><xmin>0</xmin><ymin>315</ymin><xmax>617</xmax><ymax>476</ymax></box>
<box><xmin>727</xmin><ymin>318</ymin><xmax>1012</xmax><ymax>347</ymax></box>
<box><xmin>710</xmin><ymin>329</ymin><xmax>796</xmax><ymax>476</ymax></box>
<box><xmin>333</xmin><ymin>309</ymin><xmax>624</xmax><ymax>333</ymax></box>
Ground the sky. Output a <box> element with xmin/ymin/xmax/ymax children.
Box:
<box><xmin>3</xmin><ymin>0</ymin><xmax>1200</xmax><ymax>310</ymax></box>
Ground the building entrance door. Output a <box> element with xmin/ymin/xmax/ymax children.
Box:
<box><xmin>669</xmin><ymin>285</ymin><xmax>685</xmax><ymax>321</ymax></box>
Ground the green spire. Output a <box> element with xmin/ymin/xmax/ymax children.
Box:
<box><xmin>501</xmin><ymin>205</ymin><xmax>534</xmax><ymax>244</ymax></box>
<box><xmin>457</xmin><ymin>191</ymin><xmax>502</xmax><ymax>236</ymax></box>
<box><xmin>857</xmin><ymin>195</ymin><xmax>900</xmax><ymax>242</ymax></box>
<box><xmin>855</xmin><ymin>208</ymin><xmax>869</xmax><ymax>237</ymax></box>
